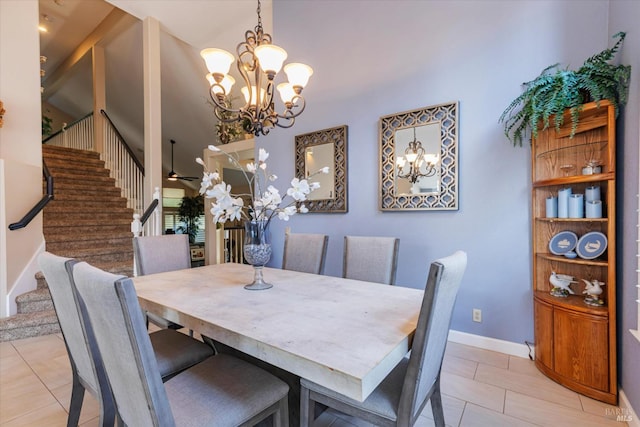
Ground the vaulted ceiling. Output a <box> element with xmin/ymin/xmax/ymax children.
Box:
<box><xmin>39</xmin><ymin>0</ymin><xmax>271</xmax><ymax>187</ymax></box>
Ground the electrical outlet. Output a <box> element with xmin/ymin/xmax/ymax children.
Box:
<box><xmin>472</xmin><ymin>308</ymin><xmax>482</xmax><ymax>323</ymax></box>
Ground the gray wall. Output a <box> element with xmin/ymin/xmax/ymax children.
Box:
<box><xmin>259</xmin><ymin>0</ymin><xmax>637</xmax><ymax>409</ymax></box>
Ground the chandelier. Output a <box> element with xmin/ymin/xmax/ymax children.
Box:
<box><xmin>200</xmin><ymin>0</ymin><xmax>313</xmax><ymax>137</ymax></box>
<box><xmin>396</xmin><ymin>127</ymin><xmax>439</xmax><ymax>184</ymax></box>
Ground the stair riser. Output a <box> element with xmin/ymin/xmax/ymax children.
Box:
<box><xmin>18</xmin><ymin>299</ymin><xmax>54</xmax><ymax>314</ymax></box>
<box><xmin>47</xmin><ymin>238</ymin><xmax>132</xmax><ymax>252</ymax></box>
<box><xmin>43</xmin><ymin>217</ymin><xmax>132</xmax><ymax>227</ymax></box>
<box><xmin>47</xmin><ymin>166</ymin><xmax>111</xmax><ymax>177</ymax></box>
<box><xmin>42</xmin><ymin>145</ymin><xmax>100</xmax><ymax>158</ymax></box>
<box><xmin>0</xmin><ymin>323</ymin><xmax>61</xmax><ymax>342</ymax></box>
<box><xmin>44</xmin><ymin>156</ymin><xmax>105</xmax><ymax>167</ymax></box>
<box><xmin>44</xmin><ymin>206</ymin><xmax>133</xmax><ymax>215</ymax></box>
<box><xmin>50</xmin><ymin>175</ymin><xmax>116</xmax><ymax>185</ymax></box>
<box><xmin>45</xmin><ymin>201</ymin><xmax>127</xmax><ymax>211</ymax></box>
<box><xmin>45</xmin><ymin>225</ymin><xmax>131</xmax><ymax>235</ymax></box>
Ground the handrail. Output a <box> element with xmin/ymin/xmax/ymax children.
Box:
<box><xmin>140</xmin><ymin>198</ymin><xmax>159</xmax><ymax>226</ymax></box>
<box><xmin>100</xmin><ymin>109</ymin><xmax>144</xmax><ymax>174</ymax></box>
<box><xmin>42</xmin><ymin>112</ymin><xmax>93</xmax><ymax>144</ymax></box>
<box><xmin>9</xmin><ymin>161</ymin><xmax>54</xmax><ymax>230</ymax></box>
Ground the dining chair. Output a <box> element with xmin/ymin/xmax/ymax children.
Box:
<box><xmin>282</xmin><ymin>232</ymin><xmax>329</xmax><ymax>274</ymax></box>
<box><xmin>343</xmin><ymin>235</ymin><xmax>400</xmax><ymax>285</ymax></box>
<box><xmin>38</xmin><ymin>252</ymin><xmax>214</xmax><ymax>426</ymax></box>
<box><xmin>301</xmin><ymin>250</ymin><xmax>467</xmax><ymax>427</ymax></box>
<box><xmin>71</xmin><ymin>260</ymin><xmax>290</xmax><ymax>427</ymax></box>
<box><xmin>133</xmin><ymin>234</ymin><xmax>191</xmax><ymax>331</ymax></box>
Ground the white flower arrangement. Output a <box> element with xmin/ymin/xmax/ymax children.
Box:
<box><xmin>196</xmin><ymin>145</ymin><xmax>329</xmax><ymax>226</ymax></box>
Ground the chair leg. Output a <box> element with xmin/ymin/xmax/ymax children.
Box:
<box><xmin>275</xmin><ymin>396</ymin><xmax>289</xmax><ymax>427</ymax></box>
<box><xmin>300</xmin><ymin>384</ymin><xmax>311</xmax><ymax>427</ymax></box>
<box><xmin>67</xmin><ymin>372</ymin><xmax>85</xmax><ymax>427</ymax></box>
<box><xmin>430</xmin><ymin>378</ymin><xmax>445</xmax><ymax>427</ymax></box>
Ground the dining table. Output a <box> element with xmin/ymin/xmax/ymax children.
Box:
<box><xmin>132</xmin><ymin>262</ymin><xmax>424</xmax><ymax>426</ymax></box>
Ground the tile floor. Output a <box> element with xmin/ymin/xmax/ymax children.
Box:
<box><xmin>0</xmin><ymin>333</ymin><xmax>628</xmax><ymax>427</ymax></box>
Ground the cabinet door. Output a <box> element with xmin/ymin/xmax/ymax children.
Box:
<box><xmin>534</xmin><ymin>298</ymin><xmax>554</xmax><ymax>370</ymax></box>
<box><xmin>553</xmin><ymin>308</ymin><xmax>609</xmax><ymax>392</ymax></box>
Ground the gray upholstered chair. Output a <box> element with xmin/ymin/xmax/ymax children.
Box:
<box><xmin>71</xmin><ymin>260</ymin><xmax>290</xmax><ymax>427</ymax></box>
<box><xmin>343</xmin><ymin>235</ymin><xmax>400</xmax><ymax>285</ymax></box>
<box><xmin>301</xmin><ymin>250</ymin><xmax>467</xmax><ymax>427</ymax></box>
<box><xmin>282</xmin><ymin>232</ymin><xmax>329</xmax><ymax>274</ymax></box>
<box><xmin>133</xmin><ymin>234</ymin><xmax>191</xmax><ymax>331</ymax></box>
<box><xmin>38</xmin><ymin>252</ymin><xmax>214</xmax><ymax>426</ymax></box>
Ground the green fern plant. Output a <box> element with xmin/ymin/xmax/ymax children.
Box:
<box><xmin>500</xmin><ymin>32</ymin><xmax>630</xmax><ymax>146</ymax></box>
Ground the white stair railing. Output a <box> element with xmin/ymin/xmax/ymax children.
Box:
<box><xmin>101</xmin><ymin>110</ymin><xmax>144</xmax><ymax>213</ymax></box>
<box><xmin>42</xmin><ymin>113</ymin><xmax>94</xmax><ymax>151</ymax></box>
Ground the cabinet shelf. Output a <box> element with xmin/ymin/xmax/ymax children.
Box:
<box><xmin>536</xmin><ymin>252</ymin><xmax>608</xmax><ymax>267</ymax></box>
<box><xmin>534</xmin><ymin>291</ymin><xmax>608</xmax><ymax>317</ymax></box>
<box><xmin>533</xmin><ymin>172</ymin><xmax>614</xmax><ymax>188</ymax></box>
<box><xmin>535</xmin><ymin>217</ymin><xmax>608</xmax><ymax>224</ymax></box>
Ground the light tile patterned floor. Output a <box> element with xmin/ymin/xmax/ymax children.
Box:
<box><xmin>0</xmin><ymin>335</ymin><xmax>628</xmax><ymax>426</ymax></box>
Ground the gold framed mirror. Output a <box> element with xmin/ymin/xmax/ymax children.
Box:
<box><xmin>295</xmin><ymin>125</ymin><xmax>348</xmax><ymax>213</ymax></box>
<box><xmin>379</xmin><ymin>101</ymin><xmax>459</xmax><ymax>211</ymax></box>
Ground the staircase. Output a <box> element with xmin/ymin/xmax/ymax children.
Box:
<box><xmin>0</xmin><ymin>145</ymin><xmax>135</xmax><ymax>341</ymax></box>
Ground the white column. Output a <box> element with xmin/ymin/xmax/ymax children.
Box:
<box><xmin>92</xmin><ymin>45</ymin><xmax>106</xmax><ymax>155</ymax></box>
<box><xmin>142</xmin><ymin>17</ymin><xmax>163</xmax><ymax>227</ymax></box>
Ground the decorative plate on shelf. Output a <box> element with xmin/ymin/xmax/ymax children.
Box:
<box><xmin>576</xmin><ymin>231</ymin><xmax>608</xmax><ymax>260</ymax></box>
<box><xmin>548</xmin><ymin>231</ymin><xmax>578</xmax><ymax>255</ymax></box>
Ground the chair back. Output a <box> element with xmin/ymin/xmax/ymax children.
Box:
<box><xmin>71</xmin><ymin>261</ymin><xmax>174</xmax><ymax>426</ymax></box>
<box><xmin>343</xmin><ymin>236</ymin><xmax>399</xmax><ymax>285</ymax></box>
<box><xmin>133</xmin><ymin>234</ymin><xmax>191</xmax><ymax>275</ymax></box>
<box><xmin>37</xmin><ymin>252</ymin><xmax>110</xmax><ymax>401</ymax></box>
<box><xmin>282</xmin><ymin>233</ymin><xmax>329</xmax><ymax>274</ymax></box>
<box><xmin>398</xmin><ymin>250</ymin><xmax>467</xmax><ymax>425</ymax></box>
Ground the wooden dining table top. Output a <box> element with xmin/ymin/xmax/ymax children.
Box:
<box><xmin>132</xmin><ymin>262</ymin><xmax>424</xmax><ymax>402</ymax></box>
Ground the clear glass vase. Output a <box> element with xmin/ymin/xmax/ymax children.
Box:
<box><xmin>243</xmin><ymin>220</ymin><xmax>273</xmax><ymax>290</ymax></box>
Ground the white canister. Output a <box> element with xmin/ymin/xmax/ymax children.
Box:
<box><xmin>569</xmin><ymin>193</ymin><xmax>584</xmax><ymax>218</ymax></box>
<box><xmin>586</xmin><ymin>200</ymin><xmax>603</xmax><ymax>218</ymax></box>
<box><xmin>585</xmin><ymin>185</ymin><xmax>601</xmax><ymax>202</ymax></box>
<box><xmin>546</xmin><ymin>196</ymin><xmax>558</xmax><ymax>218</ymax></box>
<box><xmin>558</xmin><ymin>187</ymin><xmax>572</xmax><ymax>218</ymax></box>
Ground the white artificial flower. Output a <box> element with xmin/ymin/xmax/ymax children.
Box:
<box><xmin>278</xmin><ymin>205</ymin><xmax>298</xmax><ymax>221</ymax></box>
<box><xmin>298</xmin><ymin>204</ymin><xmax>308</xmax><ymax>213</ymax></box>
<box><xmin>208</xmin><ymin>144</ymin><xmax>221</xmax><ymax>152</ymax></box>
<box><xmin>210</xmin><ymin>203</ymin><xmax>225</xmax><ymax>223</ymax></box>
<box><xmin>310</xmin><ymin>182</ymin><xmax>321</xmax><ymax>190</ymax></box>
<box><xmin>246</xmin><ymin>162</ymin><xmax>257</xmax><ymax>173</ymax></box>
<box><xmin>227</xmin><ymin>198</ymin><xmax>244</xmax><ymax>221</ymax></box>
<box><xmin>269</xmin><ymin>174</ymin><xmax>277</xmax><ymax>181</ymax></box>
<box><xmin>258</xmin><ymin>148</ymin><xmax>269</xmax><ymax>162</ymax></box>
<box><xmin>287</xmin><ymin>178</ymin><xmax>311</xmax><ymax>201</ymax></box>
<box><xmin>195</xmin><ymin>157</ymin><xmax>205</xmax><ymax>166</ymax></box>
<box><xmin>320</xmin><ymin>166</ymin><xmax>330</xmax><ymax>174</ymax></box>
<box><xmin>199</xmin><ymin>171</ymin><xmax>219</xmax><ymax>194</ymax></box>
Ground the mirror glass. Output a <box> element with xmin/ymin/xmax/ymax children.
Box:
<box><xmin>305</xmin><ymin>143</ymin><xmax>335</xmax><ymax>200</ymax></box>
<box><xmin>379</xmin><ymin>101</ymin><xmax>458</xmax><ymax>211</ymax></box>
<box><xmin>295</xmin><ymin>125</ymin><xmax>348</xmax><ymax>213</ymax></box>
<box><xmin>394</xmin><ymin>123</ymin><xmax>441</xmax><ymax>195</ymax></box>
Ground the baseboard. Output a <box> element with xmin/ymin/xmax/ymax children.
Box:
<box><xmin>620</xmin><ymin>389</ymin><xmax>639</xmax><ymax>427</ymax></box>
<box><xmin>448</xmin><ymin>329</ymin><xmax>533</xmax><ymax>359</ymax></box>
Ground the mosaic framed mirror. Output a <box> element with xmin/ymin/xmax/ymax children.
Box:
<box><xmin>295</xmin><ymin>125</ymin><xmax>348</xmax><ymax>213</ymax></box>
<box><xmin>379</xmin><ymin>101</ymin><xmax>459</xmax><ymax>211</ymax></box>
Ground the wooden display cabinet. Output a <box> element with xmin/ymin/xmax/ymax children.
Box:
<box><xmin>531</xmin><ymin>101</ymin><xmax>617</xmax><ymax>404</ymax></box>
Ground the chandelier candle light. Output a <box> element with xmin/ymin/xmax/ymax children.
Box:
<box><xmin>200</xmin><ymin>0</ymin><xmax>313</xmax><ymax>137</ymax></box>
<box><xmin>197</xmin><ymin>146</ymin><xmax>328</xmax><ymax>290</ymax></box>
<box><xmin>396</xmin><ymin>127</ymin><xmax>439</xmax><ymax>185</ymax></box>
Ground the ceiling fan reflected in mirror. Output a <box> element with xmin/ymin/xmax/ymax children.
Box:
<box><xmin>167</xmin><ymin>139</ymin><xmax>199</xmax><ymax>182</ymax></box>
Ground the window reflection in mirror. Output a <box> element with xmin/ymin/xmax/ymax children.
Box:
<box><xmin>305</xmin><ymin>143</ymin><xmax>335</xmax><ymax>200</ymax></box>
<box><xmin>394</xmin><ymin>123</ymin><xmax>441</xmax><ymax>195</ymax></box>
